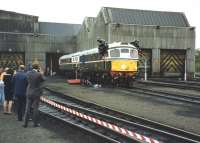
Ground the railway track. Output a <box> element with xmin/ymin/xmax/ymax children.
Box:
<box><xmin>150</xmin><ymin>78</ymin><xmax>200</xmax><ymax>86</ymax></box>
<box><xmin>124</xmin><ymin>86</ymin><xmax>200</xmax><ymax>105</ymax></box>
<box><xmin>136</xmin><ymin>80</ymin><xmax>200</xmax><ymax>91</ymax></box>
<box><xmin>39</xmin><ymin>88</ymin><xmax>200</xmax><ymax>143</ymax></box>
<box><xmin>39</xmin><ymin>105</ymin><xmax>120</xmax><ymax>143</ymax></box>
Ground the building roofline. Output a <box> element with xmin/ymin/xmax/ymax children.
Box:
<box><xmin>101</xmin><ymin>7</ymin><xmax>190</xmax><ymax>27</ymax></box>
<box><xmin>111</xmin><ymin>22</ymin><xmax>195</xmax><ymax>29</ymax></box>
<box><xmin>39</xmin><ymin>21</ymin><xmax>81</xmax><ymax>25</ymax></box>
<box><xmin>0</xmin><ymin>9</ymin><xmax>38</xmax><ymax>18</ymax></box>
<box><xmin>102</xmin><ymin>6</ymin><xmax>185</xmax><ymax>15</ymax></box>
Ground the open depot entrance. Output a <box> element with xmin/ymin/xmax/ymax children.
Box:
<box><xmin>0</xmin><ymin>52</ymin><xmax>25</xmax><ymax>70</ymax></box>
<box><xmin>45</xmin><ymin>52</ymin><xmax>64</xmax><ymax>76</ymax></box>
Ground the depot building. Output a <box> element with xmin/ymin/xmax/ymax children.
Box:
<box><xmin>0</xmin><ymin>7</ymin><xmax>195</xmax><ymax>78</ymax></box>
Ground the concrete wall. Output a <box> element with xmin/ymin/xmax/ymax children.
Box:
<box><xmin>108</xmin><ymin>23</ymin><xmax>195</xmax><ymax>76</ymax></box>
<box><xmin>0</xmin><ymin>10</ymin><xmax>38</xmax><ymax>33</ymax></box>
<box><xmin>0</xmin><ymin>9</ymin><xmax>195</xmax><ymax>78</ymax></box>
<box><xmin>77</xmin><ymin>19</ymin><xmax>91</xmax><ymax>51</ymax></box>
<box><xmin>25</xmin><ymin>34</ymin><xmax>76</xmax><ymax>67</ymax></box>
<box><xmin>0</xmin><ymin>11</ymin><xmax>79</xmax><ymax>70</ymax></box>
<box><xmin>77</xmin><ymin>20</ymin><xmax>195</xmax><ymax>77</ymax></box>
<box><xmin>77</xmin><ymin>14</ymin><xmax>108</xmax><ymax>51</ymax></box>
<box><xmin>0</xmin><ymin>32</ymin><xmax>76</xmax><ymax>68</ymax></box>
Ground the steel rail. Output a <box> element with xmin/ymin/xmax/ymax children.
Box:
<box><xmin>42</xmin><ymin>88</ymin><xmax>200</xmax><ymax>143</ymax></box>
<box><xmin>136</xmin><ymin>80</ymin><xmax>200</xmax><ymax>91</ymax></box>
<box><xmin>41</xmin><ymin>96</ymin><xmax>157</xmax><ymax>143</ymax></box>
<box><xmin>152</xmin><ymin>79</ymin><xmax>200</xmax><ymax>86</ymax></box>
<box><xmin>39</xmin><ymin>104</ymin><xmax>122</xmax><ymax>143</ymax></box>
<box><xmin>123</xmin><ymin>87</ymin><xmax>200</xmax><ymax>105</ymax></box>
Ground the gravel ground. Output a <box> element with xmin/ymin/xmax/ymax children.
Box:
<box><xmin>0</xmin><ymin>107</ymin><xmax>104</xmax><ymax>143</ymax></box>
<box><xmin>134</xmin><ymin>82</ymin><xmax>200</xmax><ymax>97</ymax></box>
<box><xmin>44</xmin><ymin>79</ymin><xmax>200</xmax><ymax>135</ymax></box>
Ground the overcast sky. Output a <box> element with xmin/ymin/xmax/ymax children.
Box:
<box><xmin>1</xmin><ymin>0</ymin><xmax>199</xmax><ymax>49</ymax></box>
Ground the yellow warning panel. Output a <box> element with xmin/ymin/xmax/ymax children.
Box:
<box><xmin>111</xmin><ymin>60</ymin><xmax>138</xmax><ymax>72</ymax></box>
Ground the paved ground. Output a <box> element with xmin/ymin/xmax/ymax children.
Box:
<box><xmin>1</xmin><ymin>78</ymin><xmax>199</xmax><ymax>143</ymax></box>
<box><xmin>0</xmin><ymin>107</ymin><xmax>101</xmax><ymax>143</ymax></box>
<box><xmin>44</xmin><ymin>79</ymin><xmax>200</xmax><ymax>135</ymax></box>
<box><xmin>0</xmin><ymin>109</ymin><xmax>67</xmax><ymax>143</ymax></box>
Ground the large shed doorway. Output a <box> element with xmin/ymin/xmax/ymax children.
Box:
<box><xmin>160</xmin><ymin>49</ymin><xmax>186</xmax><ymax>77</ymax></box>
<box><xmin>0</xmin><ymin>52</ymin><xmax>25</xmax><ymax>69</ymax></box>
<box><xmin>45</xmin><ymin>53</ymin><xmax>64</xmax><ymax>76</ymax></box>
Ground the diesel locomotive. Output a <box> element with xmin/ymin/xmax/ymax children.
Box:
<box><xmin>59</xmin><ymin>40</ymin><xmax>139</xmax><ymax>86</ymax></box>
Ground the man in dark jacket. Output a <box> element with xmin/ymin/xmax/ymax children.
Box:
<box><xmin>13</xmin><ymin>65</ymin><xmax>28</xmax><ymax>121</ymax></box>
<box><xmin>23</xmin><ymin>64</ymin><xmax>44</xmax><ymax>127</ymax></box>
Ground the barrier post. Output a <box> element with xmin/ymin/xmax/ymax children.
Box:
<box><xmin>75</xmin><ymin>64</ymin><xmax>78</xmax><ymax>79</ymax></box>
<box><xmin>144</xmin><ymin>59</ymin><xmax>147</xmax><ymax>81</ymax></box>
<box><xmin>184</xmin><ymin>58</ymin><xmax>187</xmax><ymax>81</ymax></box>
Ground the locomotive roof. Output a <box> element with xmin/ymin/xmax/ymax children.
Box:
<box><xmin>59</xmin><ymin>42</ymin><xmax>136</xmax><ymax>60</ymax></box>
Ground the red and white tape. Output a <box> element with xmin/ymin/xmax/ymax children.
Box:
<box><xmin>41</xmin><ymin>97</ymin><xmax>160</xmax><ymax>143</ymax></box>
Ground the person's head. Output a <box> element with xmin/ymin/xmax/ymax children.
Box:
<box><xmin>4</xmin><ymin>67</ymin><xmax>9</xmax><ymax>72</ymax></box>
<box><xmin>32</xmin><ymin>64</ymin><xmax>39</xmax><ymax>70</ymax></box>
<box><xmin>19</xmin><ymin>65</ymin><xmax>25</xmax><ymax>71</ymax></box>
<box><xmin>6</xmin><ymin>68</ymin><xmax>13</xmax><ymax>75</ymax></box>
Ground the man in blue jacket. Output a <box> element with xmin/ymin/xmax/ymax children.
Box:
<box><xmin>13</xmin><ymin>65</ymin><xmax>28</xmax><ymax>121</ymax></box>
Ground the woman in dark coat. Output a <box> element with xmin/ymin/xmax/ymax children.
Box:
<box><xmin>3</xmin><ymin>68</ymin><xmax>14</xmax><ymax>114</ymax></box>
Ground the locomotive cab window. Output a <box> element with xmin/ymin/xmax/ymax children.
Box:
<box><xmin>110</xmin><ymin>49</ymin><xmax>120</xmax><ymax>57</ymax></box>
<box><xmin>120</xmin><ymin>48</ymin><xmax>130</xmax><ymax>58</ymax></box>
<box><xmin>121</xmin><ymin>49</ymin><xmax>129</xmax><ymax>53</ymax></box>
<box><xmin>130</xmin><ymin>49</ymin><xmax>138</xmax><ymax>59</ymax></box>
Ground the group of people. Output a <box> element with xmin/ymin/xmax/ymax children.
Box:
<box><xmin>0</xmin><ymin>64</ymin><xmax>44</xmax><ymax>128</ymax></box>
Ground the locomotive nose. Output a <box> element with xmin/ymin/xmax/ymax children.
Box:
<box><xmin>121</xmin><ymin>64</ymin><xmax>129</xmax><ymax>70</ymax></box>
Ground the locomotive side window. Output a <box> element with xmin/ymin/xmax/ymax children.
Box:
<box><xmin>60</xmin><ymin>58</ymin><xmax>71</xmax><ymax>64</ymax></box>
<box><xmin>110</xmin><ymin>49</ymin><xmax>120</xmax><ymax>57</ymax></box>
<box><xmin>130</xmin><ymin>49</ymin><xmax>138</xmax><ymax>59</ymax></box>
<box><xmin>60</xmin><ymin>59</ymin><xmax>65</xmax><ymax>64</ymax></box>
<box><xmin>67</xmin><ymin>58</ymin><xmax>71</xmax><ymax>63</ymax></box>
